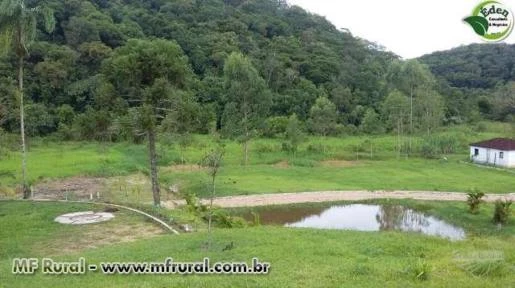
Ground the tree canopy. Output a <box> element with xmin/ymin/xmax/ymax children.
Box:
<box><xmin>0</xmin><ymin>0</ymin><xmax>513</xmax><ymax>140</ymax></box>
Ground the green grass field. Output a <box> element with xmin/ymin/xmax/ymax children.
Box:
<box><xmin>0</xmin><ymin>201</ymin><xmax>513</xmax><ymax>287</ymax></box>
<box><xmin>1</xmin><ymin>123</ymin><xmax>514</xmax><ymax>200</ymax></box>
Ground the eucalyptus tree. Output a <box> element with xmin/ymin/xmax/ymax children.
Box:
<box><xmin>0</xmin><ymin>0</ymin><xmax>54</xmax><ymax>198</ymax></box>
<box><xmin>400</xmin><ymin>60</ymin><xmax>434</xmax><ymax>153</ymax></box>
<box><xmin>221</xmin><ymin>52</ymin><xmax>271</xmax><ymax>166</ymax></box>
<box><xmin>102</xmin><ymin>39</ymin><xmax>192</xmax><ymax>207</ymax></box>
<box><xmin>382</xmin><ymin>90</ymin><xmax>409</xmax><ymax>158</ymax></box>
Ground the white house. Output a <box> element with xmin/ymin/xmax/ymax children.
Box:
<box><xmin>470</xmin><ymin>138</ymin><xmax>515</xmax><ymax>168</ymax></box>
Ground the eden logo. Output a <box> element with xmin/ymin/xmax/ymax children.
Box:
<box><xmin>463</xmin><ymin>1</ymin><xmax>514</xmax><ymax>42</ymax></box>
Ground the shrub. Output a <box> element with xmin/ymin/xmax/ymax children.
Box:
<box><xmin>466</xmin><ymin>190</ymin><xmax>485</xmax><ymax>214</ymax></box>
<box><xmin>345</xmin><ymin>124</ymin><xmax>358</xmax><ymax>135</ymax></box>
<box><xmin>263</xmin><ymin>116</ymin><xmax>289</xmax><ymax>138</ymax></box>
<box><xmin>205</xmin><ymin>209</ymin><xmax>248</xmax><ymax>228</ymax></box>
<box><xmin>493</xmin><ymin>200</ymin><xmax>512</xmax><ymax>225</ymax></box>
<box><xmin>183</xmin><ymin>193</ymin><xmax>207</xmax><ymax>215</ymax></box>
<box><xmin>406</xmin><ymin>259</ymin><xmax>431</xmax><ymax>281</ymax></box>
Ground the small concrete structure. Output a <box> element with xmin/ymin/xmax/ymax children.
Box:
<box><xmin>55</xmin><ymin>211</ymin><xmax>115</xmax><ymax>225</ymax></box>
<box><xmin>470</xmin><ymin>138</ymin><xmax>515</xmax><ymax>168</ymax></box>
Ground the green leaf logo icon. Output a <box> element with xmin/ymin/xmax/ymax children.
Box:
<box><xmin>463</xmin><ymin>16</ymin><xmax>489</xmax><ymax>36</ymax></box>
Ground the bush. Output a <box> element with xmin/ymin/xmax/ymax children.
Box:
<box><xmin>205</xmin><ymin>209</ymin><xmax>248</xmax><ymax>228</ymax></box>
<box><xmin>345</xmin><ymin>124</ymin><xmax>358</xmax><ymax>135</ymax></box>
<box><xmin>493</xmin><ymin>200</ymin><xmax>512</xmax><ymax>224</ymax></box>
<box><xmin>466</xmin><ymin>190</ymin><xmax>485</xmax><ymax>214</ymax></box>
<box><xmin>406</xmin><ymin>259</ymin><xmax>431</xmax><ymax>281</ymax></box>
<box><xmin>183</xmin><ymin>193</ymin><xmax>207</xmax><ymax>215</ymax></box>
<box><xmin>263</xmin><ymin>116</ymin><xmax>289</xmax><ymax>138</ymax></box>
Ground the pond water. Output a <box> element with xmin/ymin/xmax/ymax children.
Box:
<box><xmin>244</xmin><ymin>204</ymin><xmax>466</xmax><ymax>241</ymax></box>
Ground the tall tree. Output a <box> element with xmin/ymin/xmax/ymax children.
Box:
<box><xmin>390</xmin><ymin>60</ymin><xmax>433</xmax><ymax>154</ymax></box>
<box><xmin>103</xmin><ymin>39</ymin><xmax>192</xmax><ymax>207</ymax></box>
<box><xmin>221</xmin><ymin>52</ymin><xmax>271</xmax><ymax>165</ymax></box>
<box><xmin>382</xmin><ymin>90</ymin><xmax>409</xmax><ymax>158</ymax></box>
<box><xmin>0</xmin><ymin>0</ymin><xmax>55</xmax><ymax>198</ymax></box>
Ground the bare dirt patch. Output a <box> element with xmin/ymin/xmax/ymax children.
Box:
<box><xmin>163</xmin><ymin>164</ymin><xmax>205</xmax><ymax>173</ymax></box>
<box><xmin>273</xmin><ymin>161</ymin><xmax>290</xmax><ymax>169</ymax></box>
<box><xmin>36</xmin><ymin>213</ymin><xmax>164</xmax><ymax>256</ymax></box>
<box><xmin>320</xmin><ymin>160</ymin><xmax>361</xmax><ymax>168</ymax></box>
<box><xmin>33</xmin><ymin>177</ymin><xmax>106</xmax><ymax>201</ymax></box>
<box><xmin>164</xmin><ymin>191</ymin><xmax>515</xmax><ymax>209</ymax></box>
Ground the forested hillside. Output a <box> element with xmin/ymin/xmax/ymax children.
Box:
<box><xmin>419</xmin><ymin>44</ymin><xmax>515</xmax><ymax>90</ymax></box>
<box><xmin>0</xmin><ymin>0</ymin><xmax>513</xmax><ymax>141</ymax></box>
<box><xmin>419</xmin><ymin>44</ymin><xmax>515</xmax><ymax>122</ymax></box>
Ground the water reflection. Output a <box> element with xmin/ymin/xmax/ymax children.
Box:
<box><xmin>247</xmin><ymin>204</ymin><xmax>465</xmax><ymax>241</ymax></box>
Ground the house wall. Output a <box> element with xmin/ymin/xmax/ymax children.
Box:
<box><xmin>470</xmin><ymin>146</ymin><xmax>515</xmax><ymax>168</ymax></box>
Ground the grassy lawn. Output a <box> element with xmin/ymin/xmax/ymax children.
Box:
<box><xmin>0</xmin><ymin>201</ymin><xmax>513</xmax><ymax>287</ymax></box>
<box><xmin>0</xmin><ymin>201</ymin><xmax>165</xmax><ymax>259</ymax></box>
<box><xmin>1</xmin><ymin>123</ymin><xmax>515</xmax><ymax>198</ymax></box>
<box><xmin>167</xmin><ymin>158</ymin><xmax>515</xmax><ymax>197</ymax></box>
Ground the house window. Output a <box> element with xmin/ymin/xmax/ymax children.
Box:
<box><xmin>500</xmin><ymin>152</ymin><xmax>504</xmax><ymax>159</ymax></box>
<box><xmin>474</xmin><ymin>149</ymin><xmax>479</xmax><ymax>156</ymax></box>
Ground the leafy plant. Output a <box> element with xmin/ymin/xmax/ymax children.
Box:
<box><xmin>463</xmin><ymin>16</ymin><xmax>489</xmax><ymax>36</ymax></box>
<box><xmin>466</xmin><ymin>190</ymin><xmax>485</xmax><ymax>214</ymax></box>
<box><xmin>493</xmin><ymin>200</ymin><xmax>512</xmax><ymax>225</ymax></box>
<box><xmin>407</xmin><ymin>259</ymin><xmax>431</xmax><ymax>281</ymax></box>
<box><xmin>183</xmin><ymin>192</ymin><xmax>207</xmax><ymax>215</ymax></box>
<box><xmin>204</xmin><ymin>209</ymin><xmax>248</xmax><ymax>228</ymax></box>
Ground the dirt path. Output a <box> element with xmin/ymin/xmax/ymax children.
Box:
<box><xmin>163</xmin><ymin>191</ymin><xmax>515</xmax><ymax>208</ymax></box>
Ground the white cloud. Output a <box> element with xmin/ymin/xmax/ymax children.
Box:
<box><xmin>287</xmin><ymin>0</ymin><xmax>515</xmax><ymax>58</ymax></box>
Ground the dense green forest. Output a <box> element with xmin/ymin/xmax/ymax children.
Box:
<box><xmin>0</xmin><ymin>0</ymin><xmax>514</xmax><ymax>142</ymax></box>
<box><xmin>419</xmin><ymin>44</ymin><xmax>515</xmax><ymax>122</ymax></box>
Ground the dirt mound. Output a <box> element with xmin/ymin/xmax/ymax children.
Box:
<box><xmin>320</xmin><ymin>160</ymin><xmax>360</xmax><ymax>168</ymax></box>
<box><xmin>273</xmin><ymin>161</ymin><xmax>290</xmax><ymax>169</ymax></box>
<box><xmin>33</xmin><ymin>177</ymin><xmax>105</xmax><ymax>201</ymax></box>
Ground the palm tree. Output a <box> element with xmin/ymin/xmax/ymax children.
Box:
<box><xmin>0</xmin><ymin>0</ymin><xmax>54</xmax><ymax>198</ymax></box>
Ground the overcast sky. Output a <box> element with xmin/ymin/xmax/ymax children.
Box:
<box><xmin>288</xmin><ymin>0</ymin><xmax>515</xmax><ymax>59</ymax></box>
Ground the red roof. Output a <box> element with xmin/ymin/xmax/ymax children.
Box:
<box><xmin>470</xmin><ymin>138</ymin><xmax>515</xmax><ymax>151</ymax></box>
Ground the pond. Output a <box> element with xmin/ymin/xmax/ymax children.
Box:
<box><xmin>243</xmin><ymin>204</ymin><xmax>466</xmax><ymax>241</ymax></box>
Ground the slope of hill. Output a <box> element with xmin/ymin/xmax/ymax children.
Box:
<box><xmin>0</xmin><ymin>0</ymin><xmax>403</xmax><ymax>137</ymax></box>
<box><xmin>419</xmin><ymin>43</ymin><xmax>515</xmax><ymax>89</ymax></box>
